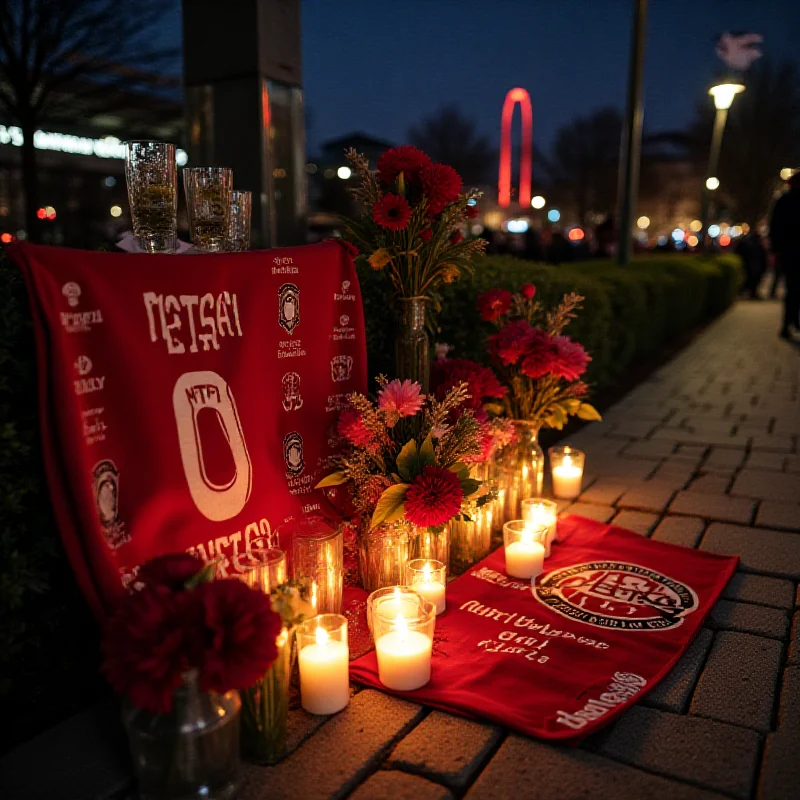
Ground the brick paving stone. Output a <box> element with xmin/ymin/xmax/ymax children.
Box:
<box><xmin>621</xmin><ymin>440</ymin><xmax>675</xmax><ymax>460</ymax></box>
<box><xmin>608</xmin><ymin>419</ymin><xmax>658</xmax><ymax>439</ymax></box>
<box><xmin>643</xmin><ymin>629</ymin><xmax>714</xmax><ymax>713</ymax></box>
<box><xmin>686</xmin><ymin>474</ymin><xmax>731</xmax><ymax>494</ymax></box>
<box><xmin>651</xmin><ymin>427</ymin><xmax>751</xmax><ymax>448</ymax></box>
<box><xmin>612</xmin><ymin>510</ymin><xmax>659</xmax><ymax>536</ymax></box>
<box><xmin>583</xmin><ymin>457</ymin><xmax>657</xmax><ymax>481</ymax></box>
<box><xmin>669</xmin><ymin>491</ymin><xmax>755</xmax><ymax>524</ymax></box>
<box><xmin>704</xmin><ymin>447</ymin><xmax>746</xmax><ymax>470</ymax></box>
<box><xmin>562</xmin><ymin>503</ymin><xmax>616</xmax><ymax>523</ymax></box>
<box><xmin>706</xmin><ymin>599</ymin><xmax>789</xmax><ymax>640</ymax></box>
<box><xmin>776</xmin><ymin>666</ymin><xmax>800</xmax><ymax>736</ymax></box>
<box><xmin>701</xmin><ymin>523</ymin><xmax>800</xmax><ymax>580</ymax></box>
<box><xmin>690</xmin><ymin>631</ymin><xmax>782</xmax><ymax>732</ymax></box>
<box><xmin>349</xmin><ymin>771</ymin><xmax>453</xmax><ymax>800</ymax></box>
<box><xmin>731</xmin><ymin>470</ymin><xmax>800</xmax><ymax>502</ymax></box>
<box><xmin>465</xmin><ymin>735</ymin><xmax>724</xmax><ymax>800</ymax></box>
<box><xmin>789</xmin><ymin>612</ymin><xmax>799</xmax><ymax>666</ymax></box>
<box><xmin>758</xmin><ymin>733</ymin><xmax>800</xmax><ymax>800</ymax></box>
<box><xmin>240</xmin><ymin>690</ymin><xmax>425</xmax><ymax>800</ymax></box>
<box><xmin>749</xmin><ymin>433</ymin><xmax>795</xmax><ymax>453</ymax></box>
<box><xmin>682</xmin><ymin>419</ymin><xmax>737</xmax><ymax>437</ymax></box>
<box><xmin>756</xmin><ymin>500</ymin><xmax>800</xmax><ymax>532</ymax></box>
<box><xmin>722</xmin><ymin>572</ymin><xmax>795</xmax><ymax>610</ymax></box>
<box><xmin>745</xmin><ymin>451</ymin><xmax>786</xmax><ymax>472</ymax></box>
<box><xmin>387</xmin><ymin>712</ymin><xmax>502</xmax><ymax>791</ymax></box>
<box><xmin>786</xmin><ymin>456</ymin><xmax>800</xmax><ymax>474</ymax></box>
<box><xmin>590</xmin><ymin>705</ymin><xmax>760</xmax><ymax>800</ymax></box>
<box><xmin>616</xmin><ymin>484</ymin><xmax>676</xmax><ymax>513</ymax></box>
<box><xmin>579</xmin><ymin>479</ymin><xmax>628</xmax><ymax>506</ymax></box>
<box><xmin>651</xmin><ymin>516</ymin><xmax>705</xmax><ymax>548</ymax></box>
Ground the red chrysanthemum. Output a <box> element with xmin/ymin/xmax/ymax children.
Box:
<box><xmin>477</xmin><ymin>289</ymin><xmax>513</xmax><ymax>322</ymax></box>
<box><xmin>465</xmin><ymin>204</ymin><xmax>479</xmax><ymax>219</ymax></box>
<box><xmin>338</xmin><ymin>407</ymin><xmax>373</xmax><ymax>448</ymax></box>
<box><xmin>551</xmin><ymin>336</ymin><xmax>591</xmax><ymax>381</ymax></box>
<box><xmin>522</xmin><ymin>283</ymin><xmax>536</xmax><ymax>299</ymax></box>
<box><xmin>404</xmin><ymin>466</ymin><xmax>464</xmax><ymax>528</ymax></box>
<box><xmin>420</xmin><ymin>163</ymin><xmax>463</xmax><ymax>217</ymax></box>
<box><xmin>450</xmin><ymin>231</ymin><xmax>464</xmax><ymax>245</ymax></box>
<box><xmin>138</xmin><ymin>554</ymin><xmax>205</xmax><ymax>590</ymax></box>
<box><xmin>102</xmin><ymin>585</ymin><xmax>201</xmax><ymax>715</ymax></box>
<box><xmin>419</xmin><ymin>228</ymin><xmax>433</xmax><ymax>242</ymax></box>
<box><xmin>431</xmin><ymin>358</ymin><xmax>507</xmax><ymax>411</ymax></box>
<box><xmin>377</xmin><ymin>145</ymin><xmax>432</xmax><ymax>185</ymax></box>
<box><xmin>489</xmin><ymin>319</ymin><xmax>540</xmax><ymax>366</ymax></box>
<box><xmin>197</xmin><ymin>580</ymin><xmax>282</xmax><ymax>693</ymax></box>
<box><xmin>373</xmin><ymin>193</ymin><xmax>411</xmax><ymax>231</ymax></box>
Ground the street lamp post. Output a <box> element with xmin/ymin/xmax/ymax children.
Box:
<box><xmin>699</xmin><ymin>81</ymin><xmax>744</xmax><ymax>248</ymax></box>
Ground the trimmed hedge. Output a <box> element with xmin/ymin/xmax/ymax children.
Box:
<box><xmin>359</xmin><ymin>253</ymin><xmax>741</xmax><ymax>389</ymax></box>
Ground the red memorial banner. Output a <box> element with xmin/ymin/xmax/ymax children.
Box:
<box><xmin>11</xmin><ymin>241</ymin><xmax>367</xmax><ymax>617</ymax></box>
<box><xmin>350</xmin><ymin>515</ymin><xmax>737</xmax><ymax>741</ymax></box>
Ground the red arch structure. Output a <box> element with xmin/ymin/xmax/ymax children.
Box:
<box><xmin>498</xmin><ymin>87</ymin><xmax>533</xmax><ymax>209</ymax></box>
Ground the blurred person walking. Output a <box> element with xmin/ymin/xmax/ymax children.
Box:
<box><xmin>769</xmin><ymin>172</ymin><xmax>800</xmax><ymax>339</ymax></box>
<box><xmin>735</xmin><ymin>232</ymin><xmax>768</xmax><ymax>299</ymax></box>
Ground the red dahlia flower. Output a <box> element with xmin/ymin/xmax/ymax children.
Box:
<box><xmin>522</xmin><ymin>283</ymin><xmax>536</xmax><ymax>299</ymax></box>
<box><xmin>373</xmin><ymin>193</ymin><xmax>411</xmax><ymax>231</ymax></box>
<box><xmin>404</xmin><ymin>466</ymin><xmax>464</xmax><ymax>527</ymax></box>
<box><xmin>197</xmin><ymin>579</ymin><xmax>282</xmax><ymax>693</ymax></box>
<box><xmin>551</xmin><ymin>336</ymin><xmax>591</xmax><ymax>381</ymax></box>
<box><xmin>338</xmin><ymin>407</ymin><xmax>373</xmax><ymax>448</ymax></box>
<box><xmin>102</xmin><ymin>585</ymin><xmax>201</xmax><ymax>715</ymax></box>
<box><xmin>420</xmin><ymin>163</ymin><xmax>463</xmax><ymax>216</ymax></box>
<box><xmin>477</xmin><ymin>289</ymin><xmax>513</xmax><ymax>322</ymax></box>
<box><xmin>138</xmin><ymin>553</ymin><xmax>205</xmax><ymax>590</ymax></box>
<box><xmin>377</xmin><ymin>145</ymin><xmax>432</xmax><ymax>185</ymax></box>
<box><xmin>431</xmin><ymin>358</ymin><xmax>507</xmax><ymax>410</ymax></box>
<box><xmin>489</xmin><ymin>319</ymin><xmax>539</xmax><ymax>366</ymax></box>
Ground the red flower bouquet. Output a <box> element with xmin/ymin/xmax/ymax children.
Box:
<box><xmin>340</xmin><ymin>146</ymin><xmax>486</xmax><ymax>297</ymax></box>
<box><xmin>478</xmin><ymin>286</ymin><xmax>601</xmax><ymax>430</ymax></box>
<box><xmin>103</xmin><ymin>554</ymin><xmax>281</xmax><ymax>715</ymax></box>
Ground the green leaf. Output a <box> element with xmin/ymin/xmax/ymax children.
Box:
<box><xmin>315</xmin><ymin>471</ymin><xmax>348</xmax><ymax>489</ymax></box>
<box><xmin>371</xmin><ymin>484</ymin><xmax>409</xmax><ymax>528</ymax></box>
<box><xmin>448</xmin><ymin>461</ymin><xmax>470</xmax><ymax>480</ymax></box>
<box><xmin>577</xmin><ymin>403</ymin><xmax>602</xmax><ymax>421</ymax></box>
<box><xmin>184</xmin><ymin>561</ymin><xmax>218</xmax><ymax>589</ymax></box>
<box><xmin>395</xmin><ymin>439</ymin><xmax>419</xmax><ymax>481</ymax></box>
<box><xmin>419</xmin><ymin>434</ymin><xmax>436</xmax><ymax>467</ymax></box>
<box><xmin>460</xmin><ymin>478</ymin><xmax>481</xmax><ymax>497</ymax></box>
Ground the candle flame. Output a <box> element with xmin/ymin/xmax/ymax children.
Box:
<box><xmin>422</xmin><ymin>563</ymin><xmax>432</xmax><ymax>582</ymax></box>
<box><xmin>522</xmin><ymin>524</ymin><xmax>535</xmax><ymax>545</ymax></box>
<box><xmin>276</xmin><ymin>627</ymin><xmax>289</xmax><ymax>647</ymax></box>
<box><xmin>393</xmin><ymin>587</ymin><xmax>401</xmax><ymax>604</ymax></box>
<box><xmin>393</xmin><ymin>612</ymin><xmax>409</xmax><ymax>640</ymax></box>
<box><xmin>563</xmin><ymin>454</ymin><xmax>573</xmax><ymax>468</ymax></box>
<box><xmin>315</xmin><ymin>626</ymin><xmax>329</xmax><ymax>648</ymax></box>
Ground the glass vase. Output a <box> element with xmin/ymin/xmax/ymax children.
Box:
<box><xmin>123</xmin><ymin>670</ymin><xmax>241</xmax><ymax>800</ymax></box>
<box><xmin>395</xmin><ymin>297</ymin><xmax>430</xmax><ymax>392</ymax></box>
<box><xmin>358</xmin><ymin>521</ymin><xmax>412</xmax><ymax>593</ymax></box>
<box><xmin>240</xmin><ymin>627</ymin><xmax>293</xmax><ymax>765</ymax></box>
<box><xmin>409</xmin><ymin>525</ymin><xmax>450</xmax><ymax>568</ymax></box>
<box><xmin>497</xmin><ymin>420</ymin><xmax>545</xmax><ymax>523</ymax></box>
<box><xmin>448</xmin><ymin>503</ymin><xmax>494</xmax><ymax>575</ymax></box>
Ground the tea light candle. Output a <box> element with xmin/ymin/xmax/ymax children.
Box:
<box><xmin>375</xmin><ymin>586</ymin><xmax>420</xmax><ymax>620</ymax></box>
<box><xmin>521</xmin><ymin>498</ymin><xmax>558</xmax><ymax>557</ymax></box>
<box><xmin>375</xmin><ymin>613</ymin><xmax>432</xmax><ymax>691</ymax></box>
<box><xmin>503</xmin><ymin>520</ymin><xmax>546</xmax><ymax>579</ymax></box>
<box><xmin>298</xmin><ymin>625</ymin><xmax>350</xmax><ymax>715</ymax></box>
<box><xmin>406</xmin><ymin>560</ymin><xmax>446</xmax><ymax>615</ymax></box>
<box><xmin>550</xmin><ymin>447</ymin><xmax>585</xmax><ymax>499</ymax></box>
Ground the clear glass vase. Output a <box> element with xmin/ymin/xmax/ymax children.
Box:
<box><xmin>408</xmin><ymin>525</ymin><xmax>450</xmax><ymax>567</ymax></box>
<box><xmin>497</xmin><ymin>420</ymin><xmax>545</xmax><ymax>523</ymax></box>
<box><xmin>358</xmin><ymin>521</ymin><xmax>412</xmax><ymax>592</ymax></box>
<box><xmin>395</xmin><ymin>297</ymin><xmax>430</xmax><ymax>392</ymax></box>
<box><xmin>123</xmin><ymin>670</ymin><xmax>241</xmax><ymax>800</ymax></box>
<box><xmin>240</xmin><ymin>627</ymin><xmax>293</xmax><ymax>765</ymax></box>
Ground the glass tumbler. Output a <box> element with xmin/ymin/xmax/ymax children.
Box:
<box><xmin>184</xmin><ymin>166</ymin><xmax>233</xmax><ymax>252</ymax></box>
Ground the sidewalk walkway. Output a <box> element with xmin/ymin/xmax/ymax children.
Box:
<box><xmin>242</xmin><ymin>300</ymin><xmax>799</xmax><ymax>800</ymax></box>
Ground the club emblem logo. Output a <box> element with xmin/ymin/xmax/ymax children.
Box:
<box><xmin>92</xmin><ymin>459</ymin><xmax>128</xmax><ymax>549</ymax></box>
<box><xmin>278</xmin><ymin>283</ymin><xmax>300</xmax><ymax>334</ymax></box>
<box><xmin>342</xmin><ymin>280</ymin><xmax>350</xmax><ymax>292</ymax></box>
<box><xmin>283</xmin><ymin>431</ymin><xmax>305</xmax><ymax>476</ymax></box>
<box><xmin>62</xmin><ymin>282</ymin><xmax>81</xmax><ymax>307</ymax></box>
<box><xmin>330</xmin><ymin>355</ymin><xmax>353</xmax><ymax>382</ymax></box>
<box><xmin>533</xmin><ymin>561</ymin><xmax>699</xmax><ymax>632</ymax></box>
<box><xmin>339</xmin><ymin>314</ymin><xmax>350</xmax><ymax>326</ymax></box>
<box><xmin>282</xmin><ymin>372</ymin><xmax>304</xmax><ymax>411</ymax></box>
<box><xmin>74</xmin><ymin>355</ymin><xmax>93</xmax><ymax>376</ymax></box>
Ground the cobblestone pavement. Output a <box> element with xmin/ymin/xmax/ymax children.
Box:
<box><xmin>2</xmin><ymin>301</ymin><xmax>798</xmax><ymax>800</ymax></box>
<box><xmin>240</xmin><ymin>300</ymin><xmax>800</xmax><ymax>800</ymax></box>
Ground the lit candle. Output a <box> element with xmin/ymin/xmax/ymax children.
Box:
<box><xmin>298</xmin><ymin>624</ymin><xmax>350</xmax><ymax>715</ymax></box>
<box><xmin>522</xmin><ymin>499</ymin><xmax>558</xmax><ymax>557</ymax></box>
<box><xmin>412</xmin><ymin>562</ymin><xmax>446</xmax><ymax>616</ymax></box>
<box><xmin>375</xmin><ymin>586</ymin><xmax>420</xmax><ymax>620</ymax></box>
<box><xmin>551</xmin><ymin>453</ymin><xmax>583</xmax><ymax>499</ymax></box>
<box><xmin>375</xmin><ymin>613</ymin><xmax>432</xmax><ymax>691</ymax></box>
<box><xmin>505</xmin><ymin>527</ymin><xmax>545</xmax><ymax>579</ymax></box>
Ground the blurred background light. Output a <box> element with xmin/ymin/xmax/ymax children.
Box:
<box><xmin>671</xmin><ymin>228</ymin><xmax>685</xmax><ymax>242</ymax></box>
<box><xmin>687</xmin><ymin>234</ymin><xmax>699</xmax><ymax>247</ymax></box>
<box><xmin>719</xmin><ymin>234</ymin><xmax>731</xmax><ymax>246</ymax></box>
<box><xmin>568</xmin><ymin>227</ymin><xmax>585</xmax><ymax>241</ymax></box>
<box><xmin>547</xmin><ymin>208</ymin><xmax>560</xmax><ymax>222</ymax></box>
<box><xmin>689</xmin><ymin>219</ymin><xmax>703</xmax><ymax>232</ymax></box>
<box><xmin>708</xmin><ymin>224</ymin><xmax>721</xmax><ymax>238</ymax></box>
<box><xmin>531</xmin><ymin>195</ymin><xmax>545</xmax><ymax>209</ymax></box>
<box><xmin>110</xmin><ymin>205</ymin><xmax>122</xmax><ymax>217</ymax></box>
<box><xmin>706</xmin><ymin>176</ymin><xmax>720</xmax><ymax>191</ymax></box>
<box><xmin>337</xmin><ymin>166</ymin><xmax>351</xmax><ymax>180</ymax></box>
<box><xmin>636</xmin><ymin>215</ymin><xmax>650</xmax><ymax>229</ymax></box>
<box><xmin>506</xmin><ymin>218</ymin><xmax>529</xmax><ymax>233</ymax></box>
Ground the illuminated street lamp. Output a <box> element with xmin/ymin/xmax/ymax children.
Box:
<box><xmin>700</xmin><ymin>79</ymin><xmax>744</xmax><ymax>247</ymax></box>
<box><xmin>531</xmin><ymin>195</ymin><xmax>546</xmax><ymax>209</ymax></box>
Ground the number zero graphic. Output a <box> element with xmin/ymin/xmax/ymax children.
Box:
<box><xmin>173</xmin><ymin>370</ymin><xmax>252</xmax><ymax>521</ymax></box>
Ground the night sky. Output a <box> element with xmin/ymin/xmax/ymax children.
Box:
<box><xmin>169</xmin><ymin>0</ymin><xmax>800</xmax><ymax>153</ymax></box>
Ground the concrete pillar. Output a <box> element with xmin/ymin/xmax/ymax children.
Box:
<box><xmin>182</xmin><ymin>0</ymin><xmax>306</xmax><ymax>248</ymax></box>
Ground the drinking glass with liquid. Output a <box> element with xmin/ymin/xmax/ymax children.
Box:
<box><xmin>183</xmin><ymin>167</ymin><xmax>233</xmax><ymax>252</ymax></box>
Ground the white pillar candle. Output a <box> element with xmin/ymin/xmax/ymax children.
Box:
<box><xmin>375</xmin><ymin>614</ymin><xmax>433</xmax><ymax>691</ymax></box>
<box><xmin>375</xmin><ymin>588</ymin><xmax>420</xmax><ymax>621</ymax></box>
<box><xmin>412</xmin><ymin>563</ymin><xmax>446</xmax><ymax>615</ymax></box>
<box><xmin>552</xmin><ymin>454</ymin><xmax>583</xmax><ymax>499</ymax></box>
<box><xmin>505</xmin><ymin>539</ymin><xmax>545</xmax><ymax>579</ymax></box>
<box><xmin>298</xmin><ymin>626</ymin><xmax>350</xmax><ymax>715</ymax></box>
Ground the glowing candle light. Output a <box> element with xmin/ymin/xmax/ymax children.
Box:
<box><xmin>297</xmin><ymin>615</ymin><xmax>350</xmax><ymax>715</ymax></box>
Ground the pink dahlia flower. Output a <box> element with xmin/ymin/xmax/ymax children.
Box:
<box><xmin>551</xmin><ymin>336</ymin><xmax>591</xmax><ymax>381</ymax></box>
<box><xmin>378</xmin><ymin>379</ymin><xmax>425</xmax><ymax>426</ymax></box>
